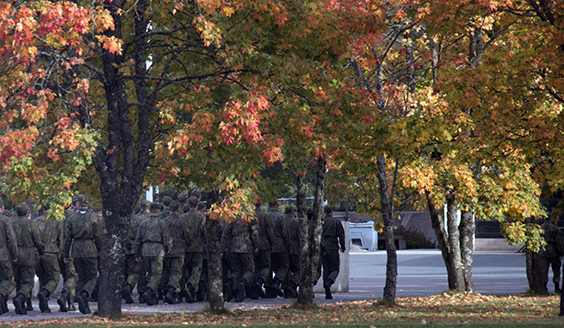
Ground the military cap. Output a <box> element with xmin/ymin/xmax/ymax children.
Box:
<box><xmin>197</xmin><ymin>202</ymin><xmax>207</xmax><ymax>211</ymax></box>
<box><xmin>150</xmin><ymin>202</ymin><xmax>163</xmax><ymax>211</ymax></box>
<box><xmin>16</xmin><ymin>203</ymin><xmax>29</xmax><ymax>216</ymax></box>
<box><xmin>140</xmin><ymin>200</ymin><xmax>152</xmax><ymax>208</ymax></box>
<box><xmin>169</xmin><ymin>201</ymin><xmax>180</xmax><ymax>212</ymax></box>
<box><xmin>162</xmin><ymin>196</ymin><xmax>172</xmax><ymax>206</ymax></box>
<box><xmin>190</xmin><ymin>189</ymin><xmax>202</xmax><ymax>199</ymax></box>
<box><xmin>187</xmin><ymin>196</ymin><xmax>199</xmax><ymax>208</ymax></box>
<box><xmin>177</xmin><ymin>192</ymin><xmax>189</xmax><ymax>203</ymax></box>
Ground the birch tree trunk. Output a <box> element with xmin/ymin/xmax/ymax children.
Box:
<box><xmin>205</xmin><ymin>190</ymin><xmax>225</xmax><ymax>311</ymax></box>
<box><xmin>446</xmin><ymin>194</ymin><xmax>465</xmax><ymax>291</ymax></box>
<box><xmin>459</xmin><ymin>210</ymin><xmax>475</xmax><ymax>292</ymax></box>
<box><xmin>310</xmin><ymin>155</ymin><xmax>326</xmax><ymax>293</ymax></box>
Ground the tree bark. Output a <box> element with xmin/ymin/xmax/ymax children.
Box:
<box><xmin>310</xmin><ymin>155</ymin><xmax>326</xmax><ymax>293</ymax></box>
<box><xmin>296</xmin><ymin>173</ymin><xmax>313</xmax><ymax>304</ymax></box>
<box><xmin>459</xmin><ymin>210</ymin><xmax>475</xmax><ymax>292</ymax></box>
<box><xmin>205</xmin><ymin>189</ymin><xmax>225</xmax><ymax>310</ymax></box>
<box><xmin>376</xmin><ymin>155</ymin><xmax>397</xmax><ymax>303</ymax></box>
<box><xmin>525</xmin><ymin>216</ymin><xmax>545</xmax><ymax>294</ymax></box>
<box><xmin>446</xmin><ymin>194</ymin><xmax>465</xmax><ymax>291</ymax></box>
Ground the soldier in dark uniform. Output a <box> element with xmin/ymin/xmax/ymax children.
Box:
<box><xmin>321</xmin><ymin>206</ymin><xmax>345</xmax><ymax>299</ymax></box>
<box><xmin>221</xmin><ymin>217</ymin><xmax>259</xmax><ymax>302</ymax></box>
<box><xmin>162</xmin><ymin>201</ymin><xmax>190</xmax><ymax>304</ymax></box>
<box><xmin>57</xmin><ymin>200</ymin><xmax>79</xmax><ymax>312</ymax></box>
<box><xmin>122</xmin><ymin>200</ymin><xmax>151</xmax><ymax>304</ymax></box>
<box><xmin>12</xmin><ymin>203</ymin><xmax>44</xmax><ymax>315</ymax></box>
<box><xmin>180</xmin><ymin>196</ymin><xmax>204</xmax><ymax>303</ymax></box>
<box><xmin>284</xmin><ymin>206</ymin><xmax>300</xmax><ymax>298</ymax></box>
<box><xmin>33</xmin><ymin>204</ymin><xmax>64</xmax><ymax>313</ymax></box>
<box><xmin>159</xmin><ymin>196</ymin><xmax>172</xmax><ymax>220</ymax></box>
<box><xmin>250</xmin><ymin>201</ymin><xmax>274</xmax><ymax>299</ymax></box>
<box><xmin>134</xmin><ymin>203</ymin><xmax>172</xmax><ymax>306</ymax></box>
<box><xmin>63</xmin><ymin>195</ymin><xmax>101</xmax><ymax>314</ymax></box>
<box><xmin>267</xmin><ymin>200</ymin><xmax>289</xmax><ymax>298</ymax></box>
<box><xmin>0</xmin><ymin>200</ymin><xmax>17</xmax><ymax>314</ymax></box>
<box><xmin>540</xmin><ymin>217</ymin><xmax>564</xmax><ymax>293</ymax></box>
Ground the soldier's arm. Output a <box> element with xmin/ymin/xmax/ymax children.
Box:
<box><xmin>31</xmin><ymin>223</ymin><xmax>45</xmax><ymax>255</ymax></box>
<box><xmin>337</xmin><ymin>220</ymin><xmax>346</xmax><ymax>252</ymax></box>
<box><xmin>162</xmin><ymin>222</ymin><xmax>172</xmax><ymax>253</ymax></box>
<box><xmin>134</xmin><ymin>224</ymin><xmax>143</xmax><ymax>258</ymax></box>
<box><xmin>5</xmin><ymin>221</ymin><xmax>18</xmax><ymax>260</ymax></box>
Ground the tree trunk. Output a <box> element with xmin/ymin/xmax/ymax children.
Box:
<box><xmin>205</xmin><ymin>190</ymin><xmax>225</xmax><ymax>310</ymax></box>
<box><xmin>310</xmin><ymin>155</ymin><xmax>326</xmax><ymax>292</ymax></box>
<box><xmin>525</xmin><ymin>217</ymin><xmax>545</xmax><ymax>294</ymax></box>
<box><xmin>459</xmin><ymin>210</ymin><xmax>474</xmax><ymax>292</ymax></box>
<box><xmin>296</xmin><ymin>173</ymin><xmax>313</xmax><ymax>304</ymax></box>
<box><xmin>376</xmin><ymin>155</ymin><xmax>397</xmax><ymax>303</ymax></box>
<box><xmin>446</xmin><ymin>194</ymin><xmax>465</xmax><ymax>291</ymax></box>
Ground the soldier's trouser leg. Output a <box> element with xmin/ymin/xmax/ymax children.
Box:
<box><xmin>167</xmin><ymin>257</ymin><xmax>184</xmax><ymax>293</ymax></box>
<box><xmin>0</xmin><ymin>261</ymin><xmax>15</xmax><ymax>297</ymax></box>
<box><xmin>62</xmin><ymin>259</ymin><xmax>78</xmax><ymax>298</ymax></box>
<box><xmin>125</xmin><ymin>255</ymin><xmax>141</xmax><ymax>288</ymax></box>
<box><xmin>137</xmin><ymin>260</ymin><xmax>148</xmax><ymax>294</ymax></box>
<box><xmin>254</xmin><ymin>249</ymin><xmax>271</xmax><ymax>283</ymax></box>
<box><xmin>39</xmin><ymin>253</ymin><xmax>60</xmax><ymax>295</ymax></box>
<box><xmin>288</xmin><ymin>254</ymin><xmax>300</xmax><ymax>286</ymax></box>
<box><xmin>186</xmin><ymin>252</ymin><xmax>203</xmax><ymax>291</ymax></box>
<box><xmin>36</xmin><ymin>258</ymin><xmax>45</xmax><ymax>291</ymax></box>
<box><xmin>146</xmin><ymin>256</ymin><xmax>163</xmax><ymax>292</ymax></box>
<box><xmin>160</xmin><ymin>257</ymin><xmax>172</xmax><ymax>293</ymax></box>
<box><xmin>550</xmin><ymin>257</ymin><xmax>562</xmax><ymax>284</ymax></box>
<box><xmin>271</xmin><ymin>251</ymin><xmax>289</xmax><ymax>283</ymax></box>
<box><xmin>74</xmin><ymin>257</ymin><xmax>97</xmax><ymax>296</ymax></box>
<box><xmin>322</xmin><ymin>250</ymin><xmax>340</xmax><ymax>285</ymax></box>
<box><xmin>228</xmin><ymin>253</ymin><xmax>254</xmax><ymax>285</ymax></box>
<box><xmin>14</xmin><ymin>264</ymin><xmax>35</xmax><ymax>298</ymax></box>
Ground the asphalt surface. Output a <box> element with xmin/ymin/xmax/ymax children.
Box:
<box><xmin>0</xmin><ymin>249</ymin><xmax>532</xmax><ymax>322</ymax></box>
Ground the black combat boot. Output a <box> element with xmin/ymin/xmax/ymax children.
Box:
<box><xmin>25</xmin><ymin>297</ymin><xmax>33</xmax><ymax>311</ymax></box>
<box><xmin>75</xmin><ymin>291</ymin><xmax>91</xmax><ymax>314</ymax></box>
<box><xmin>324</xmin><ymin>280</ymin><xmax>333</xmax><ymax>299</ymax></box>
<box><xmin>185</xmin><ymin>284</ymin><xmax>196</xmax><ymax>303</ymax></box>
<box><xmin>223</xmin><ymin>279</ymin><xmax>234</xmax><ymax>302</ymax></box>
<box><xmin>57</xmin><ymin>291</ymin><xmax>69</xmax><ymax>312</ymax></box>
<box><xmin>272</xmin><ymin>278</ymin><xmax>284</xmax><ymax>297</ymax></box>
<box><xmin>143</xmin><ymin>288</ymin><xmax>156</xmax><ymax>306</ymax></box>
<box><xmin>121</xmin><ymin>284</ymin><xmax>135</xmax><ymax>304</ymax></box>
<box><xmin>164</xmin><ymin>287</ymin><xmax>178</xmax><ymax>304</ymax></box>
<box><xmin>234</xmin><ymin>279</ymin><xmax>247</xmax><ymax>302</ymax></box>
<box><xmin>285</xmin><ymin>281</ymin><xmax>297</xmax><ymax>299</ymax></box>
<box><xmin>252</xmin><ymin>277</ymin><xmax>264</xmax><ymax>299</ymax></box>
<box><xmin>138</xmin><ymin>292</ymin><xmax>146</xmax><ymax>304</ymax></box>
<box><xmin>556</xmin><ymin>282</ymin><xmax>562</xmax><ymax>294</ymax></box>
<box><xmin>38</xmin><ymin>289</ymin><xmax>51</xmax><ymax>313</ymax></box>
<box><xmin>13</xmin><ymin>294</ymin><xmax>26</xmax><ymax>315</ymax></box>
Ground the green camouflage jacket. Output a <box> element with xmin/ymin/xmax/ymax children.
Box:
<box><xmin>0</xmin><ymin>214</ymin><xmax>17</xmax><ymax>261</ymax></box>
<box><xmin>221</xmin><ymin>218</ymin><xmax>259</xmax><ymax>254</ymax></box>
<box><xmin>181</xmin><ymin>209</ymin><xmax>205</xmax><ymax>253</ymax></box>
<box><xmin>250</xmin><ymin>209</ymin><xmax>274</xmax><ymax>251</ymax></box>
<box><xmin>33</xmin><ymin>216</ymin><xmax>64</xmax><ymax>255</ymax></box>
<box><xmin>13</xmin><ymin>215</ymin><xmax>44</xmax><ymax>265</ymax></box>
<box><xmin>64</xmin><ymin>210</ymin><xmax>102</xmax><ymax>258</ymax></box>
<box><xmin>285</xmin><ymin>214</ymin><xmax>300</xmax><ymax>255</ymax></box>
<box><xmin>125</xmin><ymin>211</ymin><xmax>150</xmax><ymax>254</ymax></box>
<box><xmin>268</xmin><ymin>210</ymin><xmax>289</xmax><ymax>252</ymax></box>
<box><xmin>321</xmin><ymin>215</ymin><xmax>345</xmax><ymax>252</ymax></box>
<box><xmin>134</xmin><ymin>215</ymin><xmax>172</xmax><ymax>258</ymax></box>
<box><xmin>165</xmin><ymin>212</ymin><xmax>191</xmax><ymax>257</ymax></box>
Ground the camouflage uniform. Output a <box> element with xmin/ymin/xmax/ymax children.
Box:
<box><xmin>0</xmin><ymin>213</ymin><xmax>17</xmax><ymax>313</ymax></box>
<box><xmin>12</xmin><ymin>203</ymin><xmax>44</xmax><ymax>314</ymax></box>
<box><xmin>57</xmin><ymin>209</ymin><xmax>79</xmax><ymax>312</ymax></box>
<box><xmin>268</xmin><ymin>208</ymin><xmax>290</xmax><ymax>296</ymax></box>
<box><xmin>180</xmin><ymin>205</ymin><xmax>204</xmax><ymax>302</ymax></box>
<box><xmin>221</xmin><ymin>218</ymin><xmax>258</xmax><ymax>302</ymax></box>
<box><xmin>33</xmin><ymin>214</ymin><xmax>64</xmax><ymax>312</ymax></box>
<box><xmin>321</xmin><ymin>212</ymin><xmax>345</xmax><ymax>299</ymax></box>
<box><xmin>134</xmin><ymin>209</ymin><xmax>172</xmax><ymax>305</ymax></box>
<box><xmin>64</xmin><ymin>208</ymin><xmax>101</xmax><ymax>313</ymax></box>
<box><xmin>162</xmin><ymin>202</ymin><xmax>191</xmax><ymax>304</ymax></box>
<box><xmin>540</xmin><ymin>220</ymin><xmax>564</xmax><ymax>292</ymax></box>
<box><xmin>285</xmin><ymin>212</ymin><xmax>300</xmax><ymax>297</ymax></box>
<box><xmin>250</xmin><ymin>206</ymin><xmax>274</xmax><ymax>298</ymax></box>
<box><xmin>122</xmin><ymin>204</ymin><xmax>151</xmax><ymax>303</ymax></box>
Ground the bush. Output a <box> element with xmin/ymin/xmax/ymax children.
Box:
<box><xmin>394</xmin><ymin>225</ymin><xmax>436</xmax><ymax>249</ymax></box>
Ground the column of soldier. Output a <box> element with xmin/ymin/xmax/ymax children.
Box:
<box><xmin>0</xmin><ymin>191</ymin><xmax>345</xmax><ymax>316</ymax></box>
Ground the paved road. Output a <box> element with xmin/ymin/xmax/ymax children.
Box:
<box><xmin>0</xmin><ymin>249</ymin><xmax>532</xmax><ymax>322</ymax></box>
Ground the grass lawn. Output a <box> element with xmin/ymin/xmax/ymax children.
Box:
<box><xmin>17</xmin><ymin>293</ymin><xmax>564</xmax><ymax>327</ymax></box>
